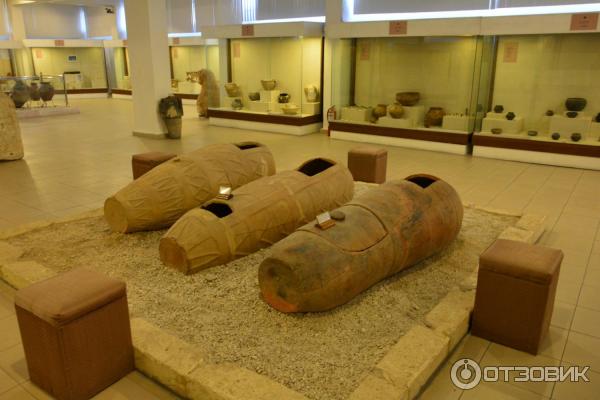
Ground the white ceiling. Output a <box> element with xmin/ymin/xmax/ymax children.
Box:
<box><xmin>13</xmin><ymin>0</ymin><xmax>118</xmax><ymax>7</ymax></box>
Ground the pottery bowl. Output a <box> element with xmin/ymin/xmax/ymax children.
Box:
<box><xmin>566</xmin><ymin>111</ymin><xmax>578</xmax><ymax>119</ymax></box>
<box><xmin>261</xmin><ymin>79</ymin><xmax>277</xmax><ymax>91</ymax></box>
<box><xmin>248</xmin><ymin>92</ymin><xmax>260</xmax><ymax>101</ymax></box>
<box><xmin>565</xmin><ymin>97</ymin><xmax>587</xmax><ymax>112</ymax></box>
<box><xmin>282</xmin><ymin>104</ymin><xmax>299</xmax><ymax>115</ymax></box>
<box><xmin>224</xmin><ymin>83</ymin><xmax>241</xmax><ymax>97</ymax></box>
<box><xmin>396</xmin><ymin>92</ymin><xmax>420</xmax><ymax>106</ymax></box>
<box><xmin>491</xmin><ymin>128</ymin><xmax>502</xmax><ymax>135</ymax></box>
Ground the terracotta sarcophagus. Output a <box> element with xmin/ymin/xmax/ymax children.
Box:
<box><xmin>159</xmin><ymin>158</ymin><xmax>354</xmax><ymax>275</ymax></box>
<box><xmin>104</xmin><ymin>142</ymin><xmax>275</xmax><ymax>233</ymax></box>
<box><xmin>259</xmin><ymin>174</ymin><xmax>463</xmax><ymax>313</ymax></box>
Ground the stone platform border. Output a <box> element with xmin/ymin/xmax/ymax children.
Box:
<box><xmin>0</xmin><ymin>207</ymin><xmax>546</xmax><ymax>400</ymax></box>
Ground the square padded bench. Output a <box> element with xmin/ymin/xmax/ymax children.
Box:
<box><xmin>14</xmin><ymin>268</ymin><xmax>134</xmax><ymax>400</ymax></box>
<box><xmin>132</xmin><ymin>151</ymin><xmax>176</xmax><ymax>179</ymax></box>
<box><xmin>472</xmin><ymin>239</ymin><xmax>563</xmax><ymax>355</ymax></box>
<box><xmin>347</xmin><ymin>146</ymin><xmax>387</xmax><ymax>184</ymax></box>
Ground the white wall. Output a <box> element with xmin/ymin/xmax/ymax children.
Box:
<box><xmin>85</xmin><ymin>6</ymin><xmax>117</xmax><ymax>39</ymax></box>
<box><xmin>31</xmin><ymin>47</ymin><xmax>107</xmax><ymax>88</ymax></box>
<box><xmin>21</xmin><ymin>4</ymin><xmax>84</xmax><ymax>39</ymax></box>
<box><xmin>492</xmin><ymin>33</ymin><xmax>600</xmax><ymax>130</ymax></box>
<box><xmin>171</xmin><ymin>45</ymin><xmax>220</xmax><ymax>93</ymax></box>
<box><xmin>167</xmin><ymin>0</ymin><xmax>194</xmax><ymax>33</ymax></box>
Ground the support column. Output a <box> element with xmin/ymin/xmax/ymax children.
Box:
<box><xmin>124</xmin><ymin>0</ymin><xmax>171</xmax><ymax>137</ymax></box>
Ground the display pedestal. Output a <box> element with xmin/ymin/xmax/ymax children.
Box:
<box><xmin>248</xmin><ymin>101</ymin><xmax>270</xmax><ymax>113</ymax></box>
<box><xmin>403</xmin><ymin>105</ymin><xmax>425</xmax><ymax>126</ymax></box>
<box><xmin>378</xmin><ymin>116</ymin><xmax>413</xmax><ymax>129</ymax></box>
<box><xmin>590</xmin><ymin>122</ymin><xmax>600</xmax><ymax>141</ymax></box>
<box><xmin>442</xmin><ymin>115</ymin><xmax>473</xmax><ymax>132</ymax></box>
<box><xmin>208</xmin><ymin>108</ymin><xmax>322</xmax><ymax>136</ymax></box>
<box><xmin>548</xmin><ymin>115</ymin><xmax>592</xmax><ymax>135</ymax></box>
<box><xmin>302</xmin><ymin>102</ymin><xmax>321</xmax><ymax>115</ymax></box>
<box><xmin>260</xmin><ymin>90</ymin><xmax>280</xmax><ymax>103</ymax></box>
<box><xmin>341</xmin><ymin>106</ymin><xmax>372</xmax><ymax>122</ymax></box>
<box><xmin>482</xmin><ymin>115</ymin><xmax>524</xmax><ymax>134</ymax></box>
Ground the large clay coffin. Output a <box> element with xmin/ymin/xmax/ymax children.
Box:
<box><xmin>104</xmin><ymin>142</ymin><xmax>275</xmax><ymax>233</ymax></box>
<box><xmin>259</xmin><ymin>174</ymin><xmax>463</xmax><ymax>313</ymax></box>
<box><xmin>159</xmin><ymin>158</ymin><xmax>354</xmax><ymax>275</ymax></box>
<box><xmin>0</xmin><ymin>93</ymin><xmax>24</xmax><ymax>161</ymax></box>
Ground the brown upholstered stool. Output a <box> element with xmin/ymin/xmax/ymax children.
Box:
<box><xmin>472</xmin><ymin>239</ymin><xmax>562</xmax><ymax>355</ymax></box>
<box><xmin>132</xmin><ymin>151</ymin><xmax>176</xmax><ymax>179</ymax></box>
<box><xmin>14</xmin><ymin>268</ymin><xmax>134</xmax><ymax>400</ymax></box>
<box><xmin>347</xmin><ymin>146</ymin><xmax>387</xmax><ymax>183</ymax></box>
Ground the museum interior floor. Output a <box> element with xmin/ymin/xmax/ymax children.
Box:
<box><xmin>0</xmin><ymin>98</ymin><xmax>598</xmax><ymax>400</ymax></box>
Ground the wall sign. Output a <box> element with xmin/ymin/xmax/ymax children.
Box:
<box><xmin>389</xmin><ymin>21</ymin><xmax>407</xmax><ymax>35</ymax></box>
<box><xmin>241</xmin><ymin>24</ymin><xmax>255</xmax><ymax>37</ymax></box>
<box><xmin>122</xmin><ymin>40</ymin><xmax>127</xmax><ymax>47</ymax></box>
<box><xmin>173</xmin><ymin>37</ymin><xmax>180</xmax><ymax>45</ymax></box>
<box><xmin>503</xmin><ymin>42</ymin><xmax>519</xmax><ymax>63</ymax></box>
<box><xmin>570</xmin><ymin>13</ymin><xmax>599</xmax><ymax>31</ymax></box>
<box><xmin>359</xmin><ymin>42</ymin><xmax>370</xmax><ymax>61</ymax></box>
<box><xmin>54</xmin><ymin>40</ymin><xmax>65</xmax><ymax>47</ymax></box>
<box><xmin>35</xmin><ymin>49</ymin><xmax>43</xmax><ymax>59</ymax></box>
<box><xmin>233</xmin><ymin>42</ymin><xmax>241</xmax><ymax>58</ymax></box>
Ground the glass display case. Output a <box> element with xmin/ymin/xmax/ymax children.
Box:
<box><xmin>473</xmin><ymin>33</ymin><xmax>600</xmax><ymax>167</ymax></box>
<box><xmin>0</xmin><ymin>74</ymin><xmax>68</xmax><ymax>109</ymax></box>
<box><xmin>112</xmin><ymin>47</ymin><xmax>131</xmax><ymax>92</ymax></box>
<box><xmin>208</xmin><ymin>35</ymin><xmax>323</xmax><ymax>135</ymax></box>
<box><xmin>30</xmin><ymin>47</ymin><xmax>108</xmax><ymax>92</ymax></box>
<box><xmin>170</xmin><ymin>43</ymin><xmax>220</xmax><ymax>96</ymax></box>
<box><xmin>328</xmin><ymin>36</ymin><xmax>485</xmax><ymax>154</ymax></box>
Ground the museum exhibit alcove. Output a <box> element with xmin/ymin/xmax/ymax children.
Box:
<box><xmin>169</xmin><ymin>40</ymin><xmax>220</xmax><ymax>100</ymax></box>
<box><xmin>328</xmin><ymin>35</ymin><xmax>486</xmax><ymax>154</ymax></box>
<box><xmin>472</xmin><ymin>32</ymin><xmax>600</xmax><ymax>170</ymax></box>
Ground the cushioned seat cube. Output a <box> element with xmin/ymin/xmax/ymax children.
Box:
<box><xmin>132</xmin><ymin>151</ymin><xmax>176</xmax><ymax>179</ymax></box>
<box><xmin>14</xmin><ymin>268</ymin><xmax>134</xmax><ymax>400</ymax></box>
<box><xmin>472</xmin><ymin>239</ymin><xmax>562</xmax><ymax>354</ymax></box>
<box><xmin>347</xmin><ymin>146</ymin><xmax>387</xmax><ymax>183</ymax></box>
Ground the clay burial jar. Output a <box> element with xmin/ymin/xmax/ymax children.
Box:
<box><xmin>11</xmin><ymin>80</ymin><xmax>30</xmax><ymax>108</ymax></box>
<box><xmin>424</xmin><ymin>107</ymin><xmax>445</xmax><ymax>127</ymax></box>
<box><xmin>261</xmin><ymin>79</ymin><xmax>276</xmax><ymax>91</ymax></box>
<box><xmin>159</xmin><ymin>158</ymin><xmax>354</xmax><ymax>275</ymax></box>
<box><xmin>395</xmin><ymin>92</ymin><xmax>420</xmax><ymax>106</ymax></box>
<box><xmin>494</xmin><ymin>105</ymin><xmax>504</xmax><ymax>113</ymax></box>
<box><xmin>372</xmin><ymin>104</ymin><xmax>387</xmax><ymax>119</ymax></box>
<box><xmin>224</xmin><ymin>82</ymin><xmax>241</xmax><ymax>97</ymax></box>
<box><xmin>29</xmin><ymin>82</ymin><xmax>41</xmax><ymax>101</ymax></box>
<box><xmin>39</xmin><ymin>82</ymin><xmax>54</xmax><ymax>101</ymax></box>
<box><xmin>565</xmin><ymin>97</ymin><xmax>586</xmax><ymax>112</ymax></box>
<box><xmin>248</xmin><ymin>92</ymin><xmax>260</xmax><ymax>101</ymax></box>
<box><xmin>258</xmin><ymin>174</ymin><xmax>463</xmax><ymax>313</ymax></box>
<box><xmin>103</xmin><ymin>142</ymin><xmax>275</xmax><ymax>233</ymax></box>
<box><xmin>388</xmin><ymin>103</ymin><xmax>404</xmax><ymax>119</ymax></box>
<box><xmin>278</xmin><ymin>93</ymin><xmax>290</xmax><ymax>103</ymax></box>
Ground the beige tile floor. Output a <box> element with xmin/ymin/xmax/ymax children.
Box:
<box><xmin>0</xmin><ymin>98</ymin><xmax>598</xmax><ymax>399</ymax></box>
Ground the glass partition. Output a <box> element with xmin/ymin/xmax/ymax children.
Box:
<box><xmin>0</xmin><ymin>74</ymin><xmax>68</xmax><ymax>108</ymax></box>
<box><xmin>170</xmin><ymin>44</ymin><xmax>220</xmax><ymax>95</ymax></box>
<box><xmin>113</xmin><ymin>47</ymin><xmax>131</xmax><ymax>90</ymax></box>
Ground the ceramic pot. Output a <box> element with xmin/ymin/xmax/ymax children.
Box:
<box><xmin>164</xmin><ymin>118</ymin><xmax>182</xmax><ymax>139</ymax></box>
<box><xmin>506</xmin><ymin>112</ymin><xmax>515</xmax><ymax>121</ymax></box>
<box><xmin>527</xmin><ymin>130</ymin><xmax>538</xmax><ymax>137</ymax></box>
<box><xmin>39</xmin><ymin>82</ymin><xmax>54</xmax><ymax>102</ymax></box>
<box><xmin>424</xmin><ymin>107</ymin><xmax>445</xmax><ymax>127</ymax></box>
<box><xmin>388</xmin><ymin>103</ymin><xmax>404</xmax><ymax>119</ymax></box>
<box><xmin>596</xmin><ymin>112</ymin><xmax>600</xmax><ymax>123</ymax></box>
<box><xmin>566</xmin><ymin>111</ymin><xmax>578</xmax><ymax>119</ymax></box>
<box><xmin>304</xmin><ymin>85</ymin><xmax>319</xmax><ymax>103</ymax></box>
<box><xmin>545</xmin><ymin>110</ymin><xmax>554</xmax><ymax>116</ymax></box>
<box><xmin>231</xmin><ymin>98</ymin><xmax>243</xmax><ymax>110</ymax></box>
<box><xmin>29</xmin><ymin>82</ymin><xmax>41</xmax><ymax>101</ymax></box>
<box><xmin>395</xmin><ymin>92</ymin><xmax>420</xmax><ymax>106</ymax></box>
<box><xmin>491</xmin><ymin>128</ymin><xmax>502</xmax><ymax>135</ymax></box>
<box><xmin>571</xmin><ymin>133</ymin><xmax>582</xmax><ymax>142</ymax></box>
<box><xmin>282</xmin><ymin>104</ymin><xmax>299</xmax><ymax>115</ymax></box>
<box><xmin>565</xmin><ymin>97</ymin><xmax>586</xmax><ymax>112</ymax></box>
<box><xmin>373</xmin><ymin>104</ymin><xmax>387</xmax><ymax>119</ymax></box>
<box><xmin>11</xmin><ymin>80</ymin><xmax>30</xmax><ymax>108</ymax></box>
<box><xmin>248</xmin><ymin>92</ymin><xmax>260</xmax><ymax>101</ymax></box>
<box><xmin>261</xmin><ymin>79</ymin><xmax>276</xmax><ymax>91</ymax></box>
<box><xmin>278</xmin><ymin>93</ymin><xmax>290</xmax><ymax>104</ymax></box>
<box><xmin>494</xmin><ymin>105</ymin><xmax>504</xmax><ymax>113</ymax></box>
<box><xmin>551</xmin><ymin>132</ymin><xmax>560</xmax><ymax>140</ymax></box>
<box><xmin>224</xmin><ymin>83</ymin><xmax>241</xmax><ymax>97</ymax></box>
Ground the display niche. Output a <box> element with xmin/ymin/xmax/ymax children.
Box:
<box><xmin>208</xmin><ymin>36</ymin><xmax>322</xmax><ymax>132</ymax></box>
<box><xmin>30</xmin><ymin>47</ymin><xmax>108</xmax><ymax>93</ymax></box>
<box><xmin>112</xmin><ymin>47</ymin><xmax>131</xmax><ymax>94</ymax></box>
<box><xmin>170</xmin><ymin>43</ymin><xmax>220</xmax><ymax>97</ymax></box>
<box><xmin>329</xmin><ymin>36</ymin><xmax>483</xmax><ymax>153</ymax></box>
<box><xmin>473</xmin><ymin>33</ymin><xmax>600</xmax><ymax>166</ymax></box>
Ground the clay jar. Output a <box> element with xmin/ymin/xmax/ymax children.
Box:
<box><xmin>424</xmin><ymin>107</ymin><xmax>445</xmax><ymax>127</ymax></box>
<box><xmin>231</xmin><ymin>98</ymin><xmax>243</xmax><ymax>110</ymax></box>
<box><xmin>11</xmin><ymin>80</ymin><xmax>30</xmax><ymax>108</ymax></box>
<box><xmin>224</xmin><ymin>82</ymin><xmax>241</xmax><ymax>97</ymax></box>
<box><xmin>248</xmin><ymin>92</ymin><xmax>260</xmax><ymax>101</ymax></box>
<box><xmin>551</xmin><ymin>132</ymin><xmax>560</xmax><ymax>140</ymax></box>
<box><xmin>566</xmin><ymin>111</ymin><xmax>578</xmax><ymax>119</ymax></box>
<box><xmin>506</xmin><ymin>112</ymin><xmax>516</xmax><ymax>121</ymax></box>
<box><xmin>571</xmin><ymin>133</ymin><xmax>582</xmax><ymax>142</ymax></box>
<box><xmin>29</xmin><ymin>82</ymin><xmax>41</xmax><ymax>101</ymax></box>
<box><xmin>39</xmin><ymin>82</ymin><xmax>54</xmax><ymax>102</ymax></box>
<box><xmin>596</xmin><ymin>112</ymin><xmax>600</xmax><ymax>123</ymax></box>
<box><xmin>261</xmin><ymin>79</ymin><xmax>276</xmax><ymax>91</ymax></box>
<box><xmin>388</xmin><ymin>103</ymin><xmax>404</xmax><ymax>119</ymax></box>
<box><xmin>494</xmin><ymin>105</ymin><xmax>504</xmax><ymax>113</ymax></box>
<box><xmin>395</xmin><ymin>92</ymin><xmax>420</xmax><ymax>106</ymax></box>
<box><xmin>565</xmin><ymin>97</ymin><xmax>586</xmax><ymax>112</ymax></box>
<box><xmin>373</xmin><ymin>104</ymin><xmax>387</xmax><ymax>119</ymax></box>
<box><xmin>278</xmin><ymin>93</ymin><xmax>290</xmax><ymax>103</ymax></box>
<box><xmin>304</xmin><ymin>85</ymin><xmax>319</xmax><ymax>103</ymax></box>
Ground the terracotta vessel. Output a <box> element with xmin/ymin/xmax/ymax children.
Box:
<box><xmin>29</xmin><ymin>83</ymin><xmax>41</xmax><ymax>101</ymax></box>
<box><xmin>527</xmin><ymin>130</ymin><xmax>538</xmax><ymax>137</ymax></box>
<box><xmin>545</xmin><ymin>110</ymin><xmax>554</xmax><ymax>116</ymax></box>
<box><xmin>493</xmin><ymin>105</ymin><xmax>504</xmax><ymax>113</ymax></box>
<box><xmin>491</xmin><ymin>128</ymin><xmax>502</xmax><ymax>135</ymax></box>
<box><xmin>595</xmin><ymin>112</ymin><xmax>600</xmax><ymax>123</ymax></box>
<box><xmin>248</xmin><ymin>92</ymin><xmax>260</xmax><ymax>101</ymax></box>
<box><xmin>388</xmin><ymin>103</ymin><xmax>404</xmax><ymax>119</ymax></box>
<box><xmin>11</xmin><ymin>80</ymin><xmax>30</xmax><ymax>108</ymax></box>
<box><xmin>224</xmin><ymin>83</ymin><xmax>241</xmax><ymax>97</ymax></box>
<box><xmin>278</xmin><ymin>93</ymin><xmax>290</xmax><ymax>103</ymax></box>
<box><xmin>304</xmin><ymin>85</ymin><xmax>319</xmax><ymax>102</ymax></box>
<box><xmin>506</xmin><ymin>112</ymin><xmax>516</xmax><ymax>120</ymax></box>
<box><xmin>282</xmin><ymin>104</ymin><xmax>299</xmax><ymax>115</ymax></box>
<box><xmin>565</xmin><ymin>97</ymin><xmax>586</xmax><ymax>112</ymax></box>
<box><xmin>39</xmin><ymin>82</ymin><xmax>55</xmax><ymax>102</ymax></box>
<box><xmin>372</xmin><ymin>104</ymin><xmax>387</xmax><ymax>119</ymax></box>
<box><xmin>395</xmin><ymin>92</ymin><xmax>420</xmax><ymax>106</ymax></box>
<box><xmin>571</xmin><ymin>133</ymin><xmax>582</xmax><ymax>142</ymax></box>
<box><xmin>258</xmin><ymin>175</ymin><xmax>463</xmax><ymax>313</ymax></box>
<box><xmin>424</xmin><ymin>107</ymin><xmax>445</xmax><ymax>127</ymax></box>
<box><xmin>231</xmin><ymin>98</ymin><xmax>243</xmax><ymax>110</ymax></box>
<box><xmin>159</xmin><ymin>158</ymin><xmax>354</xmax><ymax>275</ymax></box>
<box><xmin>566</xmin><ymin>111</ymin><xmax>578</xmax><ymax>119</ymax></box>
<box><xmin>261</xmin><ymin>79</ymin><xmax>276</xmax><ymax>90</ymax></box>
<box><xmin>551</xmin><ymin>132</ymin><xmax>560</xmax><ymax>140</ymax></box>
<box><xmin>104</xmin><ymin>142</ymin><xmax>275</xmax><ymax>233</ymax></box>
